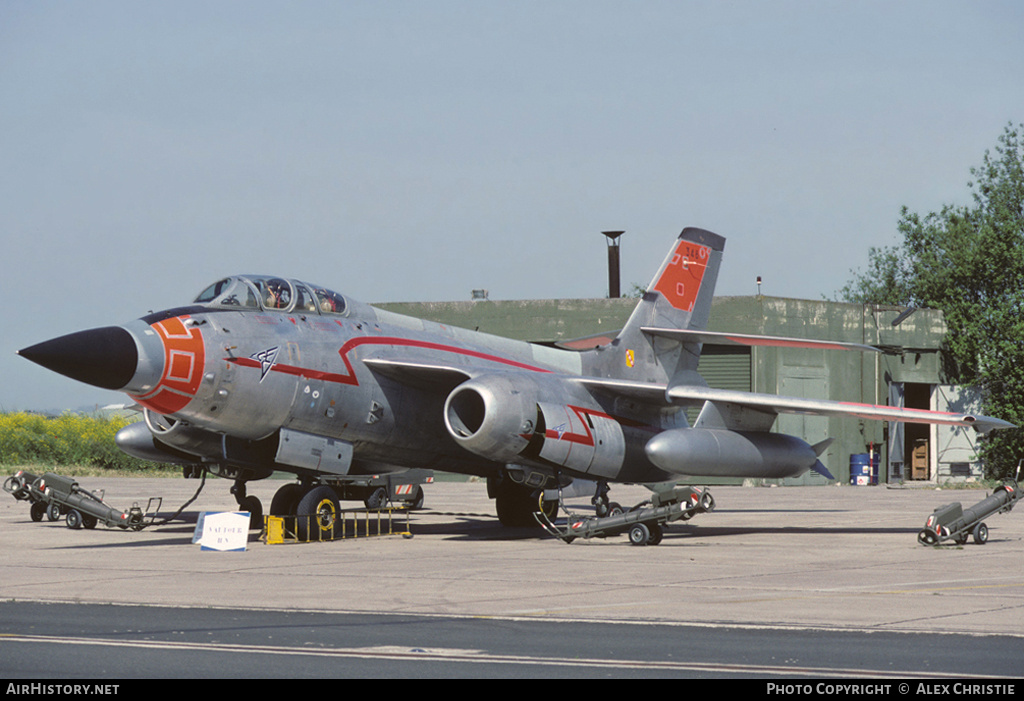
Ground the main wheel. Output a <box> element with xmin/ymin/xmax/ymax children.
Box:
<box><xmin>296</xmin><ymin>486</ymin><xmax>340</xmax><ymax>541</ymax></box>
<box><xmin>270</xmin><ymin>483</ymin><xmax>304</xmax><ymax>516</ymax></box>
<box><xmin>364</xmin><ymin>487</ymin><xmax>389</xmax><ymax>510</ymax></box>
<box><xmin>494</xmin><ymin>483</ymin><xmax>551</xmax><ymax>528</ymax></box>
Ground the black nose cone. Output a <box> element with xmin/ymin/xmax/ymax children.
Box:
<box><xmin>18</xmin><ymin>326</ymin><xmax>139</xmax><ymax>391</ymax></box>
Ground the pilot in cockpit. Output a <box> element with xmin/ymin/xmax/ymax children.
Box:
<box><xmin>265</xmin><ymin>278</ymin><xmax>291</xmax><ymax>310</ymax></box>
<box><xmin>314</xmin><ymin>287</ymin><xmax>347</xmax><ymax>315</ymax></box>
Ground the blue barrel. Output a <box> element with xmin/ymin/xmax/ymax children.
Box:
<box><xmin>850</xmin><ymin>453</ymin><xmax>880</xmax><ymax>485</ymax></box>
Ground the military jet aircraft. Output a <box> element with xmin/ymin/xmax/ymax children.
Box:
<box><xmin>18</xmin><ymin>227</ymin><xmax>1014</xmax><ymax>531</ymax></box>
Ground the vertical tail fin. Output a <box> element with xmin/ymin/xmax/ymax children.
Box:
<box><xmin>608</xmin><ymin>227</ymin><xmax>726</xmax><ymax>385</ymax></box>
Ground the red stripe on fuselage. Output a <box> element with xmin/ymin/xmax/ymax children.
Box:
<box><xmin>227</xmin><ymin>335</ymin><xmax>552</xmax><ymax>386</ymax></box>
<box><xmin>543</xmin><ymin>405</ymin><xmax>655</xmax><ymax>447</ymax></box>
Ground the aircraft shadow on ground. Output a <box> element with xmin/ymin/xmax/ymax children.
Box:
<box><xmin>29</xmin><ymin>506</ymin><xmax>941</xmax><ymax>550</ymax></box>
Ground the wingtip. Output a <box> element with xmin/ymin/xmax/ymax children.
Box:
<box><xmin>971</xmin><ymin>416</ymin><xmax>1017</xmax><ymax>433</ymax></box>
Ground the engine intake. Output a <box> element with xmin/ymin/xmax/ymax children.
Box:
<box><xmin>444</xmin><ymin>375</ymin><xmax>628</xmax><ymax>479</ymax></box>
<box><xmin>444</xmin><ymin>375</ymin><xmax>538</xmax><ymax>462</ymax></box>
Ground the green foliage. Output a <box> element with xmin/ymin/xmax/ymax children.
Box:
<box><xmin>837</xmin><ymin>123</ymin><xmax>1024</xmax><ymax>478</ymax></box>
<box><xmin>0</xmin><ymin>412</ymin><xmax>165</xmax><ymax>472</ymax></box>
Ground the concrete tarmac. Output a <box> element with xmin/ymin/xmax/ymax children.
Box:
<box><xmin>2</xmin><ymin>475</ymin><xmax>1023</xmax><ymax>637</ymax></box>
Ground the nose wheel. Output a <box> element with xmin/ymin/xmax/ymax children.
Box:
<box><xmin>231</xmin><ymin>479</ymin><xmax>263</xmax><ymax>530</ymax></box>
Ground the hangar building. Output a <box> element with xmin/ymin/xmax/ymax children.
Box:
<box><xmin>379</xmin><ymin>295</ymin><xmax>988</xmax><ymax>486</ymax></box>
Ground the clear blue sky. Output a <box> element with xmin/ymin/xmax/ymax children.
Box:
<box><xmin>2</xmin><ymin>1</ymin><xmax>1023</xmax><ymax>411</ymax></box>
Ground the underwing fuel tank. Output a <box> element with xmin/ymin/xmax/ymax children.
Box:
<box><xmin>644</xmin><ymin>428</ymin><xmax>831</xmax><ymax>479</ymax></box>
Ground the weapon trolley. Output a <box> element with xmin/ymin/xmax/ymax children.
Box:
<box><xmin>4</xmin><ymin>470</ymin><xmax>162</xmax><ymax>531</ymax></box>
<box><xmin>536</xmin><ymin>484</ymin><xmax>715</xmax><ymax>546</ymax></box>
<box><xmin>917</xmin><ymin>469</ymin><xmax>1021</xmax><ymax>546</ymax></box>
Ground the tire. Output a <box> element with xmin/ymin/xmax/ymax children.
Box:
<box><xmin>364</xmin><ymin>487</ymin><xmax>389</xmax><ymax>510</ymax></box>
<box><xmin>973</xmin><ymin>522</ymin><xmax>988</xmax><ymax>545</ymax></box>
<box><xmin>270</xmin><ymin>483</ymin><xmax>304</xmax><ymax>516</ymax></box>
<box><xmin>30</xmin><ymin>501</ymin><xmax>46</xmax><ymax>522</ymax></box>
<box><xmin>82</xmin><ymin>514</ymin><xmax>97</xmax><ymax>529</ymax></box>
<box><xmin>647</xmin><ymin>523</ymin><xmax>664</xmax><ymax>545</ymax></box>
<box><xmin>66</xmin><ymin>509</ymin><xmax>83</xmax><ymax>530</ymax></box>
<box><xmin>47</xmin><ymin>504</ymin><xmax>61</xmax><ymax>521</ymax></box>
<box><xmin>629</xmin><ymin>523</ymin><xmax>651</xmax><ymax>546</ymax></box>
<box><xmin>296</xmin><ymin>486</ymin><xmax>340</xmax><ymax>541</ymax></box>
<box><xmin>239</xmin><ymin>495</ymin><xmax>263</xmax><ymax>530</ymax></box>
<box><xmin>495</xmin><ymin>484</ymin><xmax>545</xmax><ymax>528</ymax></box>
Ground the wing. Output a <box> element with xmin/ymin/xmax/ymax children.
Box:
<box><xmin>665</xmin><ymin>385</ymin><xmax>1014</xmax><ymax>434</ymax></box>
<box><xmin>573</xmin><ymin>377</ymin><xmax>1014</xmax><ymax>433</ymax></box>
<box><xmin>555</xmin><ymin>327</ymin><xmax>881</xmax><ymax>353</ymax></box>
<box><xmin>363</xmin><ymin>356</ymin><xmax>1015</xmax><ymax>434</ymax></box>
<box><xmin>641</xmin><ymin>327</ymin><xmax>881</xmax><ymax>353</ymax></box>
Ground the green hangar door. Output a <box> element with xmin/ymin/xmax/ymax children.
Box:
<box><xmin>689</xmin><ymin>345</ymin><xmax>752</xmax><ymax>425</ymax></box>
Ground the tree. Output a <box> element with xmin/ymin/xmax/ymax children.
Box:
<box><xmin>837</xmin><ymin>123</ymin><xmax>1024</xmax><ymax>478</ymax></box>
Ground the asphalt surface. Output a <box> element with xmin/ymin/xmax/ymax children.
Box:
<box><xmin>2</xmin><ymin>474</ymin><xmax>1023</xmax><ymax>679</ymax></box>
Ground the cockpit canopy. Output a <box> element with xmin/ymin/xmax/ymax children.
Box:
<box><xmin>194</xmin><ymin>276</ymin><xmax>348</xmax><ymax>316</ymax></box>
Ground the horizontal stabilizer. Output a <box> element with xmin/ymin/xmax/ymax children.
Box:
<box><xmin>641</xmin><ymin>327</ymin><xmax>880</xmax><ymax>353</ymax></box>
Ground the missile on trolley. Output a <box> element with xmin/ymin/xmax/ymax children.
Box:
<box><xmin>918</xmin><ymin>478</ymin><xmax>1021</xmax><ymax>545</ymax></box>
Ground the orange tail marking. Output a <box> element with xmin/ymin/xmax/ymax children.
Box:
<box><xmin>653</xmin><ymin>239</ymin><xmax>711</xmax><ymax>312</ymax></box>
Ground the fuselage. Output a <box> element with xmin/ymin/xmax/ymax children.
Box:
<box><xmin>22</xmin><ymin>275</ymin><xmax>681</xmax><ymax>484</ymax></box>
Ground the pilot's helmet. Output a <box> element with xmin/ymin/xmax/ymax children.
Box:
<box><xmin>266</xmin><ymin>278</ymin><xmax>291</xmax><ymax>309</ymax></box>
<box><xmin>317</xmin><ymin>289</ymin><xmax>336</xmax><ymax>312</ymax></box>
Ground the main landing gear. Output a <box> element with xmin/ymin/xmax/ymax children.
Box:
<box><xmin>488</xmin><ymin>471</ymin><xmax>559</xmax><ymax>528</ymax></box>
<box><xmin>263</xmin><ymin>470</ymin><xmax>433</xmax><ymax>537</ymax></box>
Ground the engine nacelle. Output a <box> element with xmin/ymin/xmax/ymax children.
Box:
<box><xmin>444</xmin><ymin>375</ymin><xmax>628</xmax><ymax>478</ymax></box>
<box><xmin>645</xmin><ymin>428</ymin><xmax>820</xmax><ymax>479</ymax></box>
<box><xmin>444</xmin><ymin>374</ymin><xmax>537</xmax><ymax>463</ymax></box>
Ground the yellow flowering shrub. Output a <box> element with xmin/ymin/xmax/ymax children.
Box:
<box><xmin>0</xmin><ymin>412</ymin><xmax>168</xmax><ymax>472</ymax></box>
